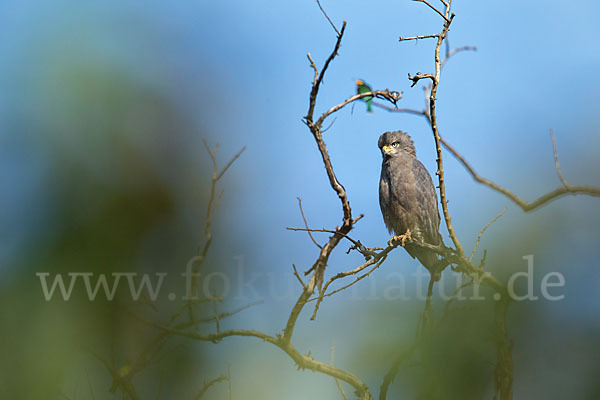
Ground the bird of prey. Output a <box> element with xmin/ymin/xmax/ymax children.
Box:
<box><xmin>355</xmin><ymin>79</ymin><xmax>373</xmax><ymax>113</ymax></box>
<box><xmin>378</xmin><ymin>130</ymin><xmax>443</xmax><ymax>280</ymax></box>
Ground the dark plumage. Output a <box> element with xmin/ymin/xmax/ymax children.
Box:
<box><xmin>378</xmin><ymin>130</ymin><xmax>443</xmax><ymax>279</ymax></box>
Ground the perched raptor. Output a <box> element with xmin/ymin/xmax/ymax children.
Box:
<box><xmin>378</xmin><ymin>130</ymin><xmax>443</xmax><ymax>279</ymax></box>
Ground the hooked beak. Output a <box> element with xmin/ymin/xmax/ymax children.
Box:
<box><xmin>382</xmin><ymin>145</ymin><xmax>393</xmax><ymax>155</ymax></box>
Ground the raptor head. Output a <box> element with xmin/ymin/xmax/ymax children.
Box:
<box><xmin>378</xmin><ymin>130</ymin><xmax>417</xmax><ymax>159</ymax></box>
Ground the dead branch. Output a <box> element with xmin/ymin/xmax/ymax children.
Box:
<box><xmin>316</xmin><ymin>90</ymin><xmax>401</xmax><ymax>127</ymax></box>
<box><xmin>316</xmin><ymin>0</ymin><xmax>341</xmax><ymax>36</ymax></box>
<box><xmin>393</xmin><ymin>28</ymin><xmax>599</xmax><ymax>214</ymax></box>
<box><xmin>470</xmin><ymin>208</ymin><xmax>506</xmax><ymax>261</ymax></box>
<box><xmin>399</xmin><ymin>34</ymin><xmax>440</xmax><ymax>41</ymax></box>
<box><xmin>441</xmin><ymin>45</ymin><xmax>477</xmax><ymax>68</ymax></box>
<box><xmin>550</xmin><ymin>129</ymin><xmax>569</xmax><ymax>188</ymax></box>
<box><xmin>441</xmin><ymin>136</ymin><xmax>600</xmax><ymax>211</ymax></box>
<box><xmin>194</xmin><ymin>375</ymin><xmax>228</xmax><ymax>400</ymax></box>
<box><xmin>140</xmin><ymin>319</ymin><xmax>373</xmax><ymax>399</ymax></box>
<box><xmin>413</xmin><ymin>0</ymin><xmax>450</xmax><ymax>22</ymax></box>
<box><xmin>296</xmin><ymin>197</ymin><xmax>323</xmax><ymax>249</ymax></box>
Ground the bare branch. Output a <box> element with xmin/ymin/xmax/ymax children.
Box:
<box><xmin>441</xmin><ymin>136</ymin><xmax>600</xmax><ymax>211</ymax></box>
<box><xmin>306</xmin><ymin>22</ymin><xmax>347</xmax><ymax>122</ymax></box>
<box><xmin>140</xmin><ymin>320</ymin><xmax>373</xmax><ymax>399</ymax></box>
<box><xmin>217</xmin><ymin>146</ymin><xmax>247</xmax><ymax>181</ymax></box>
<box><xmin>406</xmin><ymin>6</ymin><xmax>465</xmax><ymax>258</ymax></box>
<box><xmin>302</xmin><ymin>21</ymin><xmax>359</xmax><ymax>292</ymax></box>
<box><xmin>372</xmin><ymin>103</ymin><xmax>427</xmax><ymax>116</ymax></box>
<box><xmin>407</xmin><ymin>72</ymin><xmax>436</xmax><ymax>87</ymax></box>
<box><xmin>316</xmin><ymin>0</ymin><xmax>341</xmax><ymax>36</ymax></box>
<box><xmin>550</xmin><ymin>129</ymin><xmax>569</xmax><ymax>188</ymax></box>
<box><xmin>316</xmin><ymin>90</ymin><xmax>401</xmax><ymax>127</ymax></box>
<box><xmin>413</xmin><ymin>0</ymin><xmax>450</xmax><ymax>22</ymax></box>
<box><xmin>297</xmin><ymin>197</ymin><xmax>322</xmax><ymax>249</ymax></box>
<box><xmin>212</xmin><ymin>297</ymin><xmax>221</xmax><ymax>333</ymax></box>
<box><xmin>292</xmin><ymin>264</ymin><xmax>307</xmax><ymax>289</ymax></box>
<box><xmin>190</xmin><ymin>142</ymin><xmax>245</xmax><ymax>329</ymax></box>
<box><xmin>399</xmin><ymin>34</ymin><xmax>440</xmax><ymax>41</ymax></box>
<box><xmin>309</xmin><ymin>256</ymin><xmax>387</xmax><ymax>319</ymax></box>
<box><xmin>441</xmin><ymin>45</ymin><xmax>477</xmax><ymax>68</ymax></box>
<box><xmin>286</xmin><ymin>226</ymin><xmax>372</xmax><ymax>257</ymax></box>
<box><xmin>194</xmin><ymin>375</ymin><xmax>228</xmax><ymax>399</ymax></box>
<box><xmin>380</xmin><ymin>104</ymin><xmax>600</xmax><ymax>212</ymax></box>
<box><xmin>470</xmin><ymin>208</ymin><xmax>506</xmax><ymax>261</ymax></box>
<box><xmin>307</xmin><ymin>53</ymin><xmax>318</xmax><ymax>86</ymax></box>
<box><xmin>398</xmin><ymin>19</ymin><xmax>599</xmax><ymax>215</ymax></box>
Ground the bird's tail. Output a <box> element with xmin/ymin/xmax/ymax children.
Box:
<box><xmin>367</xmin><ymin>100</ymin><xmax>373</xmax><ymax>113</ymax></box>
<box><xmin>407</xmin><ymin>244</ymin><xmax>444</xmax><ymax>281</ymax></box>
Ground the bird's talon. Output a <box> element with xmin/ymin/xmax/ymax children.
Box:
<box><xmin>389</xmin><ymin>228</ymin><xmax>412</xmax><ymax>247</ymax></box>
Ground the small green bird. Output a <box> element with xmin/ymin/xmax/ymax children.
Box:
<box><xmin>356</xmin><ymin>79</ymin><xmax>373</xmax><ymax>113</ymax></box>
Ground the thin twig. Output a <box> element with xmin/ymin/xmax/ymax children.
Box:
<box><xmin>212</xmin><ymin>296</ymin><xmax>221</xmax><ymax>333</ymax></box>
<box><xmin>372</xmin><ymin>103</ymin><xmax>427</xmax><ymax>116</ymax></box>
<box><xmin>441</xmin><ymin>136</ymin><xmax>600</xmax><ymax>211</ymax></box>
<box><xmin>316</xmin><ymin>89</ymin><xmax>401</xmax><ymax>128</ymax></box>
<box><xmin>550</xmin><ymin>129</ymin><xmax>569</xmax><ymax>188</ymax></box>
<box><xmin>139</xmin><ymin>320</ymin><xmax>373</xmax><ymax>399</ymax></box>
<box><xmin>286</xmin><ymin>226</ymin><xmax>365</xmax><ymax>254</ymax></box>
<box><xmin>190</xmin><ymin>143</ymin><xmax>245</xmax><ymax>329</ymax></box>
<box><xmin>407</xmin><ymin>72</ymin><xmax>436</xmax><ymax>87</ymax></box>
<box><xmin>217</xmin><ymin>146</ymin><xmax>247</xmax><ymax>181</ymax></box>
<box><xmin>470</xmin><ymin>208</ymin><xmax>506</xmax><ymax>261</ymax></box>
<box><xmin>394</xmin><ymin>35</ymin><xmax>599</xmax><ymax>212</ymax></box>
<box><xmin>194</xmin><ymin>375</ymin><xmax>228</xmax><ymax>400</ymax></box>
<box><xmin>297</xmin><ymin>197</ymin><xmax>322</xmax><ymax>249</ymax></box>
<box><xmin>309</xmin><ymin>256</ymin><xmax>387</xmax><ymax>319</ymax></box>
<box><xmin>316</xmin><ymin>0</ymin><xmax>341</xmax><ymax>36</ymax></box>
<box><xmin>413</xmin><ymin>0</ymin><xmax>450</xmax><ymax>22</ymax></box>
<box><xmin>441</xmin><ymin>45</ymin><xmax>477</xmax><ymax>68</ymax></box>
<box><xmin>292</xmin><ymin>264</ymin><xmax>307</xmax><ymax>289</ymax></box>
<box><xmin>399</xmin><ymin>34</ymin><xmax>440</xmax><ymax>41</ymax></box>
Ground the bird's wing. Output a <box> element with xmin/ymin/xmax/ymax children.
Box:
<box><xmin>380</xmin><ymin>160</ymin><xmax>414</xmax><ymax>235</ymax></box>
<box><xmin>380</xmin><ymin>166</ymin><xmax>408</xmax><ymax>235</ymax></box>
<box><xmin>412</xmin><ymin>158</ymin><xmax>442</xmax><ymax>245</ymax></box>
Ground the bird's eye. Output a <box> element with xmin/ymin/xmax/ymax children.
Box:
<box><xmin>392</xmin><ymin>142</ymin><xmax>400</xmax><ymax>148</ymax></box>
